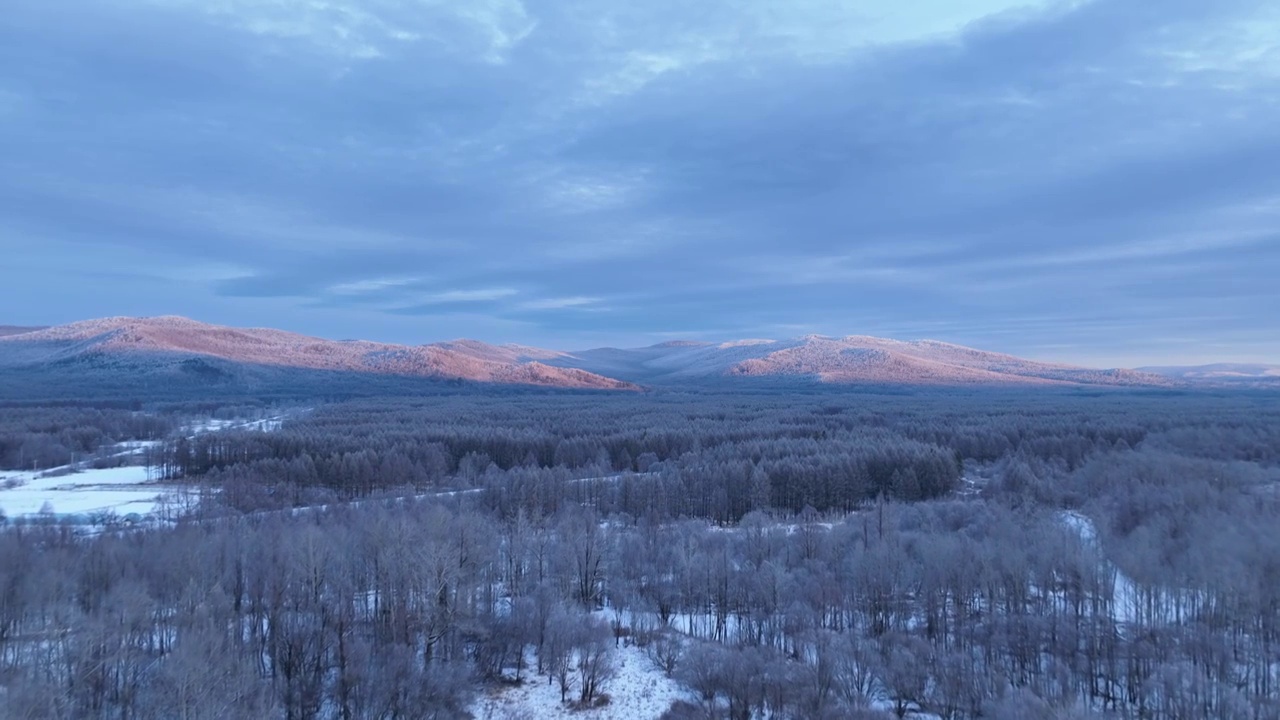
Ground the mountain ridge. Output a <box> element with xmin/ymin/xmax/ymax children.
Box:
<box><xmin>552</xmin><ymin>335</ymin><xmax>1172</xmax><ymax>386</ymax></box>
<box><xmin>1139</xmin><ymin>363</ymin><xmax>1280</xmax><ymax>384</ymax></box>
<box><xmin>0</xmin><ymin>325</ymin><xmax>46</xmax><ymax>337</ymax></box>
<box><xmin>0</xmin><ymin>316</ymin><xmax>636</xmax><ymax>391</ymax></box>
<box><xmin>0</xmin><ymin>315</ymin><xmax>1239</xmax><ymax>391</ymax></box>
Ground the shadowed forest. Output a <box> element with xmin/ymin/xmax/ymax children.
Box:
<box><xmin>1</xmin><ymin>388</ymin><xmax>1278</xmax><ymax>719</ymax></box>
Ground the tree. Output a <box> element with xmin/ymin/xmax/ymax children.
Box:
<box><xmin>577</xmin><ymin>617</ymin><xmax>616</xmax><ymax>706</ymax></box>
<box><xmin>545</xmin><ymin>606</ymin><xmax>580</xmax><ymax>703</ymax></box>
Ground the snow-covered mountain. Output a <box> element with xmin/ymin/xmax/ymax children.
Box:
<box><xmin>1139</xmin><ymin>363</ymin><xmax>1280</xmax><ymax>383</ymax></box>
<box><xmin>0</xmin><ymin>316</ymin><xmax>636</xmax><ymax>391</ymax></box>
<box><xmin>0</xmin><ymin>317</ymin><xmax>1203</xmax><ymax>392</ymax></box>
<box><xmin>549</xmin><ymin>335</ymin><xmax>1174</xmax><ymax>387</ymax></box>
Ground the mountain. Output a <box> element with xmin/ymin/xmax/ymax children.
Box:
<box><xmin>548</xmin><ymin>335</ymin><xmax>1174</xmax><ymax>387</ymax></box>
<box><xmin>0</xmin><ymin>317</ymin><xmax>1200</xmax><ymax>395</ymax></box>
<box><xmin>1139</xmin><ymin>363</ymin><xmax>1280</xmax><ymax>382</ymax></box>
<box><xmin>0</xmin><ymin>326</ymin><xmax>45</xmax><ymax>337</ymax></box>
<box><xmin>0</xmin><ymin>316</ymin><xmax>637</xmax><ymax>391</ymax></box>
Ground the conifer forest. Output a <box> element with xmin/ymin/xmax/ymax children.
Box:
<box><xmin>1</xmin><ymin>388</ymin><xmax>1278</xmax><ymax>719</ymax></box>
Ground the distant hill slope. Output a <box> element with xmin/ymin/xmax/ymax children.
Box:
<box><xmin>1139</xmin><ymin>364</ymin><xmax>1280</xmax><ymax>382</ymax></box>
<box><xmin>0</xmin><ymin>316</ymin><xmax>637</xmax><ymax>391</ymax></box>
<box><xmin>0</xmin><ymin>326</ymin><xmax>45</xmax><ymax>337</ymax></box>
<box><xmin>0</xmin><ymin>317</ymin><xmax>1229</xmax><ymax>395</ymax></box>
<box><xmin>549</xmin><ymin>335</ymin><xmax>1175</xmax><ymax>387</ymax></box>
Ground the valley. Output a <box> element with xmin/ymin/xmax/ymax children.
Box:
<box><xmin>2</xmin><ymin>388</ymin><xmax>1276</xmax><ymax>719</ymax></box>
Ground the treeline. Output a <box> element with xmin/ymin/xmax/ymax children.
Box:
<box><xmin>151</xmin><ymin>391</ymin><xmax>1272</xmax><ymax>520</ymax></box>
<box><xmin>1</xmin><ymin>447</ymin><xmax>1276</xmax><ymax>719</ymax></box>
<box><xmin>0</xmin><ymin>408</ymin><xmax>177</xmax><ymax>471</ymax></box>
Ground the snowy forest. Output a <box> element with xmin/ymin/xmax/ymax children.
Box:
<box><xmin>1</xmin><ymin>388</ymin><xmax>1278</xmax><ymax>719</ymax></box>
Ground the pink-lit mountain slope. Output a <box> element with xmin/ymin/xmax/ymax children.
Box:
<box><xmin>550</xmin><ymin>335</ymin><xmax>1174</xmax><ymax>387</ymax></box>
<box><xmin>0</xmin><ymin>317</ymin><xmax>1196</xmax><ymax>390</ymax></box>
<box><xmin>0</xmin><ymin>316</ymin><xmax>637</xmax><ymax>391</ymax></box>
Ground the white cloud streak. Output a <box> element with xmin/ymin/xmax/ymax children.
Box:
<box><xmin>145</xmin><ymin>0</ymin><xmax>535</xmax><ymax>61</ymax></box>
<box><xmin>519</xmin><ymin>296</ymin><xmax>600</xmax><ymax>310</ymax></box>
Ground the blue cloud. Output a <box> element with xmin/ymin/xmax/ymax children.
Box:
<box><xmin>1</xmin><ymin>0</ymin><xmax>1278</xmax><ymax>365</ymax></box>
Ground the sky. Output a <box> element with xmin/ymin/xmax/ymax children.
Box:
<box><xmin>1</xmin><ymin>0</ymin><xmax>1278</xmax><ymax>367</ymax></box>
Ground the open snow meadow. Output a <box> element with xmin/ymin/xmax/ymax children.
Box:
<box><xmin>0</xmin><ymin>414</ymin><xmax>291</xmax><ymax>525</ymax></box>
<box><xmin>0</xmin><ymin>463</ymin><xmax>170</xmax><ymax>519</ymax></box>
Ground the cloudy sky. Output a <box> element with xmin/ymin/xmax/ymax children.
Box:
<box><xmin>2</xmin><ymin>0</ymin><xmax>1278</xmax><ymax>365</ymax></box>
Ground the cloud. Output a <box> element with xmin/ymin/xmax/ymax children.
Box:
<box><xmin>139</xmin><ymin>0</ymin><xmax>536</xmax><ymax>62</ymax></box>
<box><xmin>1</xmin><ymin>0</ymin><xmax>1278</xmax><ymax>363</ymax></box>
<box><xmin>519</xmin><ymin>296</ymin><xmax>602</xmax><ymax>310</ymax></box>
<box><xmin>328</xmin><ymin>277</ymin><xmax>425</xmax><ymax>295</ymax></box>
<box><xmin>381</xmin><ymin>288</ymin><xmax>521</xmax><ymax>314</ymax></box>
<box><xmin>418</xmin><ymin>288</ymin><xmax>519</xmax><ymax>303</ymax></box>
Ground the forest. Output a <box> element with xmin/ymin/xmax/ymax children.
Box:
<box><xmin>1</xmin><ymin>387</ymin><xmax>1278</xmax><ymax>719</ymax></box>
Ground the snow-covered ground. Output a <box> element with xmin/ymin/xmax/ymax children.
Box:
<box><xmin>470</xmin><ymin>644</ymin><xmax>691</xmax><ymax>720</ymax></box>
<box><xmin>1059</xmin><ymin>510</ymin><xmax>1140</xmax><ymax>624</ymax></box>
<box><xmin>114</xmin><ymin>439</ymin><xmax>164</xmax><ymax>456</ymax></box>
<box><xmin>0</xmin><ymin>414</ymin><xmax>294</xmax><ymax>524</ymax></box>
<box><xmin>867</xmin><ymin>699</ymin><xmax>942</xmax><ymax>719</ymax></box>
<box><xmin>184</xmin><ymin>414</ymin><xmax>291</xmax><ymax>435</ymax></box>
<box><xmin>0</xmin><ymin>465</ymin><xmax>172</xmax><ymax>518</ymax></box>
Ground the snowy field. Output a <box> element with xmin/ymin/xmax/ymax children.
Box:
<box><xmin>0</xmin><ymin>414</ymin><xmax>292</xmax><ymax>524</ymax></box>
<box><xmin>0</xmin><ymin>464</ymin><xmax>171</xmax><ymax>518</ymax></box>
<box><xmin>470</xmin><ymin>643</ymin><xmax>691</xmax><ymax>720</ymax></box>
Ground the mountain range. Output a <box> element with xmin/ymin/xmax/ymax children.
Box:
<box><xmin>1138</xmin><ymin>363</ymin><xmax>1280</xmax><ymax>382</ymax></box>
<box><xmin>0</xmin><ymin>316</ymin><xmax>1266</xmax><ymax>393</ymax></box>
<box><xmin>550</xmin><ymin>336</ymin><xmax>1169</xmax><ymax>386</ymax></box>
<box><xmin>0</xmin><ymin>317</ymin><xmax>634</xmax><ymax>391</ymax></box>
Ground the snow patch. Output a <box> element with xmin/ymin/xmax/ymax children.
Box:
<box><xmin>717</xmin><ymin>339</ymin><xmax>777</xmax><ymax>348</ymax></box>
<box><xmin>470</xmin><ymin>644</ymin><xmax>690</xmax><ymax>720</ymax></box>
<box><xmin>0</xmin><ymin>414</ymin><xmax>292</xmax><ymax>524</ymax></box>
<box><xmin>0</xmin><ymin>465</ymin><xmax>173</xmax><ymax>518</ymax></box>
<box><xmin>1059</xmin><ymin>511</ymin><xmax>1140</xmax><ymax>624</ymax></box>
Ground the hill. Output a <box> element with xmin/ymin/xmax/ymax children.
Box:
<box><xmin>0</xmin><ymin>316</ymin><xmax>637</xmax><ymax>392</ymax></box>
<box><xmin>1139</xmin><ymin>363</ymin><xmax>1280</xmax><ymax>385</ymax></box>
<box><xmin>0</xmin><ymin>317</ymin><xmax>1206</xmax><ymax>396</ymax></box>
<box><xmin>550</xmin><ymin>335</ymin><xmax>1173</xmax><ymax>387</ymax></box>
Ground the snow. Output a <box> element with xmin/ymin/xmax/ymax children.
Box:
<box><xmin>1060</xmin><ymin>510</ymin><xmax>1099</xmax><ymax>543</ymax></box>
<box><xmin>0</xmin><ymin>465</ymin><xmax>169</xmax><ymax>518</ymax></box>
<box><xmin>0</xmin><ymin>414</ymin><xmax>294</xmax><ymax>524</ymax></box>
<box><xmin>115</xmin><ymin>439</ymin><xmax>163</xmax><ymax>455</ymax></box>
<box><xmin>470</xmin><ymin>643</ymin><xmax>691</xmax><ymax>720</ymax></box>
<box><xmin>1059</xmin><ymin>510</ymin><xmax>1140</xmax><ymax>624</ymax></box>
<box><xmin>868</xmin><ymin>698</ymin><xmax>942</xmax><ymax>719</ymax></box>
<box><xmin>184</xmin><ymin>415</ymin><xmax>289</xmax><ymax>434</ymax></box>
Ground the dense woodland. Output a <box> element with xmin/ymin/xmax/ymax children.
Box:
<box><xmin>0</xmin><ymin>407</ymin><xmax>177</xmax><ymax>472</ymax></box>
<box><xmin>1</xmin><ymin>388</ymin><xmax>1278</xmax><ymax>719</ymax></box>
